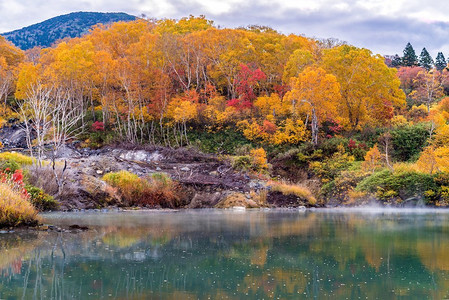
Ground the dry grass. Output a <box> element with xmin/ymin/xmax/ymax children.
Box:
<box><xmin>0</xmin><ymin>182</ymin><xmax>38</xmax><ymax>227</ymax></box>
<box><xmin>215</xmin><ymin>192</ymin><xmax>248</xmax><ymax>208</ymax></box>
<box><xmin>269</xmin><ymin>181</ymin><xmax>317</xmax><ymax>205</ymax></box>
<box><xmin>26</xmin><ymin>165</ymin><xmax>77</xmax><ymax>199</ymax></box>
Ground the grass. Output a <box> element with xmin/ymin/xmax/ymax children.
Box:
<box><xmin>103</xmin><ymin>171</ymin><xmax>180</xmax><ymax>208</ymax></box>
<box><xmin>0</xmin><ymin>152</ymin><xmax>34</xmax><ymax>166</ymax></box>
<box><xmin>269</xmin><ymin>181</ymin><xmax>317</xmax><ymax>205</ymax></box>
<box><xmin>0</xmin><ymin>182</ymin><xmax>38</xmax><ymax>227</ymax></box>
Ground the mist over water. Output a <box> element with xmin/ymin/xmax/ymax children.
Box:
<box><xmin>1</xmin><ymin>209</ymin><xmax>449</xmax><ymax>299</ymax></box>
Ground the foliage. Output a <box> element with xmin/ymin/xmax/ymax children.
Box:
<box><xmin>0</xmin><ymin>167</ymin><xmax>38</xmax><ymax>227</ymax></box>
<box><xmin>0</xmin><ymin>182</ymin><xmax>38</xmax><ymax>227</ymax></box>
<box><xmin>103</xmin><ymin>171</ymin><xmax>181</xmax><ymax>208</ymax></box>
<box><xmin>0</xmin><ymin>152</ymin><xmax>34</xmax><ymax>166</ymax></box>
<box><xmin>321</xmin><ymin>170</ymin><xmax>369</xmax><ymax>203</ymax></box>
<box><xmin>250</xmin><ymin>148</ymin><xmax>269</xmax><ymax>172</ymax></box>
<box><xmin>25</xmin><ymin>185</ymin><xmax>59</xmax><ymax>211</ymax></box>
<box><xmin>390</xmin><ymin>123</ymin><xmax>430</xmax><ymax>161</ymax></box>
<box><xmin>322</xmin><ymin>45</ymin><xmax>405</xmax><ymax>129</ymax></box>
<box><xmin>362</xmin><ymin>144</ymin><xmax>383</xmax><ymax>172</ymax></box>
<box><xmin>356</xmin><ymin>169</ymin><xmax>438</xmax><ymax>202</ymax></box>
<box><xmin>309</xmin><ymin>145</ymin><xmax>355</xmax><ymax>182</ymax></box>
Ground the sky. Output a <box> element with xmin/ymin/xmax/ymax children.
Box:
<box><xmin>1</xmin><ymin>0</ymin><xmax>449</xmax><ymax>56</ymax></box>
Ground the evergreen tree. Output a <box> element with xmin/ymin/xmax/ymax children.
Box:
<box><xmin>391</xmin><ymin>54</ymin><xmax>402</xmax><ymax>67</ymax></box>
<box><xmin>435</xmin><ymin>52</ymin><xmax>447</xmax><ymax>71</ymax></box>
<box><xmin>419</xmin><ymin>47</ymin><xmax>434</xmax><ymax>70</ymax></box>
<box><xmin>402</xmin><ymin>43</ymin><xmax>418</xmax><ymax>67</ymax></box>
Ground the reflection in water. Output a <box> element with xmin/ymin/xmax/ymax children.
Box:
<box><xmin>1</xmin><ymin>209</ymin><xmax>449</xmax><ymax>299</ymax></box>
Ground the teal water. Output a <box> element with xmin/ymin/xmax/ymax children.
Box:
<box><xmin>1</xmin><ymin>209</ymin><xmax>449</xmax><ymax>299</ymax></box>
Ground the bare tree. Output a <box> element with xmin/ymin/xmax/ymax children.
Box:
<box><xmin>17</xmin><ymin>82</ymin><xmax>53</xmax><ymax>167</ymax></box>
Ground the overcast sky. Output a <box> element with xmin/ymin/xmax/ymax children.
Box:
<box><xmin>1</xmin><ymin>0</ymin><xmax>449</xmax><ymax>56</ymax></box>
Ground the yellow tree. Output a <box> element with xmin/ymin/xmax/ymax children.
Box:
<box><xmin>410</xmin><ymin>70</ymin><xmax>444</xmax><ymax>113</ymax></box>
<box><xmin>417</xmin><ymin>146</ymin><xmax>449</xmax><ymax>174</ymax></box>
<box><xmin>0</xmin><ymin>36</ymin><xmax>24</xmax><ymax>103</ymax></box>
<box><xmin>284</xmin><ymin>66</ymin><xmax>341</xmax><ymax>145</ymax></box>
<box><xmin>322</xmin><ymin>45</ymin><xmax>405</xmax><ymax>129</ymax></box>
<box><xmin>362</xmin><ymin>144</ymin><xmax>382</xmax><ymax>172</ymax></box>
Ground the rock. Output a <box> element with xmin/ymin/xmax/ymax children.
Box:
<box><xmin>96</xmin><ymin>170</ymin><xmax>104</xmax><ymax>175</ymax></box>
<box><xmin>38</xmin><ymin>225</ymin><xmax>49</xmax><ymax>231</ymax></box>
<box><xmin>118</xmin><ymin>150</ymin><xmax>164</xmax><ymax>162</ymax></box>
<box><xmin>187</xmin><ymin>192</ymin><xmax>222</xmax><ymax>208</ymax></box>
<box><xmin>180</xmin><ymin>167</ymin><xmax>190</xmax><ymax>172</ymax></box>
<box><xmin>156</xmin><ymin>167</ymin><xmax>162</xmax><ymax>171</ymax></box>
<box><xmin>231</xmin><ymin>206</ymin><xmax>246</xmax><ymax>211</ymax></box>
<box><xmin>246</xmin><ymin>199</ymin><xmax>259</xmax><ymax>208</ymax></box>
<box><xmin>69</xmin><ymin>224</ymin><xmax>89</xmax><ymax>231</ymax></box>
<box><xmin>249</xmin><ymin>180</ymin><xmax>267</xmax><ymax>190</ymax></box>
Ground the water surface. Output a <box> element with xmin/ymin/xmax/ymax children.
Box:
<box><xmin>1</xmin><ymin>208</ymin><xmax>449</xmax><ymax>299</ymax></box>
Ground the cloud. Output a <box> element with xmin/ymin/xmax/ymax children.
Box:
<box><xmin>1</xmin><ymin>0</ymin><xmax>449</xmax><ymax>56</ymax></box>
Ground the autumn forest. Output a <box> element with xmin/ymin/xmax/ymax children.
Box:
<box><xmin>1</xmin><ymin>15</ymin><xmax>449</xmax><ymax>211</ymax></box>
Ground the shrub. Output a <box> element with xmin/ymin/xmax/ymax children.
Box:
<box><xmin>269</xmin><ymin>182</ymin><xmax>316</xmax><ymax>205</ymax></box>
<box><xmin>103</xmin><ymin>171</ymin><xmax>180</xmax><ymax>208</ymax></box>
<box><xmin>390</xmin><ymin>123</ymin><xmax>430</xmax><ymax>162</ymax></box>
<box><xmin>0</xmin><ymin>152</ymin><xmax>34</xmax><ymax>166</ymax></box>
<box><xmin>250</xmin><ymin>148</ymin><xmax>269</xmax><ymax>172</ymax></box>
<box><xmin>188</xmin><ymin>128</ymin><xmax>252</xmax><ymax>154</ymax></box>
<box><xmin>25</xmin><ymin>185</ymin><xmax>59</xmax><ymax>211</ymax></box>
<box><xmin>309</xmin><ymin>145</ymin><xmax>355</xmax><ymax>182</ymax></box>
<box><xmin>0</xmin><ymin>170</ymin><xmax>38</xmax><ymax>227</ymax></box>
<box><xmin>356</xmin><ymin>169</ymin><xmax>438</xmax><ymax>202</ymax></box>
<box><xmin>232</xmin><ymin>155</ymin><xmax>252</xmax><ymax>171</ymax></box>
<box><xmin>321</xmin><ymin>170</ymin><xmax>369</xmax><ymax>203</ymax></box>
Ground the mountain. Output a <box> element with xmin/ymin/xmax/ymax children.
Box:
<box><xmin>2</xmin><ymin>12</ymin><xmax>137</xmax><ymax>50</ymax></box>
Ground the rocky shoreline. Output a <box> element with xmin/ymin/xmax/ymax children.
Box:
<box><xmin>22</xmin><ymin>144</ymin><xmax>314</xmax><ymax>211</ymax></box>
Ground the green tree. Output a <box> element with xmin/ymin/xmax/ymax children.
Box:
<box><xmin>419</xmin><ymin>47</ymin><xmax>434</xmax><ymax>70</ymax></box>
<box><xmin>391</xmin><ymin>54</ymin><xmax>402</xmax><ymax>67</ymax></box>
<box><xmin>435</xmin><ymin>52</ymin><xmax>447</xmax><ymax>71</ymax></box>
<box><xmin>402</xmin><ymin>43</ymin><xmax>418</xmax><ymax>67</ymax></box>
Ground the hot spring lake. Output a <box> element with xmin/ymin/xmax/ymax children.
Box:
<box><xmin>1</xmin><ymin>209</ymin><xmax>449</xmax><ymax>299</ymax></box>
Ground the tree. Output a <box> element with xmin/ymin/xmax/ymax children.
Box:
<box><xmin>402</xmin><ymin>43</ymin><xmax>418</xmax><ymax>67</ymax></box>
<box><xmin>362</xmin><ymin>144</ymin><xmax>382</xmax><ymax>173</ymax></box>
<box><xmin>391</xmin><ymin>54</ymin><xmax>402</xmax><ymax>68</ymax></box>
<box><xmin>410</xmin><ymin>70</ymin><xmax>444</xmax><ymax>112</ymax></box>
<box><xmin>397</xmin><ymin>66</ymin><xmax>424</xmax><ymax>96</ymax></box>
<box><xmin>435</xmin><ymin>52</ymin><xmax>447</xmax><ymax>71</ymax></box>
<box><xmin>419</xmin><ymin>48</ymin><xmax>434</xmax><ymax>71</ymax></box>
<box><xmin>322</xmin><ymin>45</ymin><xmax>405</xmax><ymax>129</ymax></box>
<box><xmin>284</xmin><ymin>66</ymin><xmax>341</xmax><ymax>145</ymax></box>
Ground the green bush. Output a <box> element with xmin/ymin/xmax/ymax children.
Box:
<box><xmin>321</xmin><ymin>170</ymin><xmax>369</xmax><ymax>203</ymax></box>
<box><xmin>231</xmin><ymin>156</ymin><xmax>252</xmax><ymax>171</ymax></box>
<box><xmin>0</xmin><ymin>159</ymin><xmax>20</xmax><ymax>173</ymax></box>
<box><xmin>188</xmin><ymin>128</ymin><xmax>253</xmax><ymax>154</ymax></box>
<box><xmin>309</xmin><ymin>149</ymin><xmax>355</xmax><ymax>182</ymax></box>
<box><xmin>25</xmin><ymin>185</ymin><xmax>59</xmax><ymax>211</ymax></box>
<box><xmin>356</xmin><ymin>169</ymin><xmax>438</xmax><ymax>202</ymax></box>
<box><xmin>390</xmin><ymin>124</ymin><xmax>430</xmax><ymax>162</ymax></box>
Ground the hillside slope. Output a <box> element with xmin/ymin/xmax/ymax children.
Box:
<box><xmin>2</xmin><ymin>11</ymin><xmax>136</xmax><ymax>50</ymax></box>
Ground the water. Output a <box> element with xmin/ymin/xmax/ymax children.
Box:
<box><xmin>1</xmin><ymin>209</ymin><xmax>449</xmax><ymax>299</ymax></box>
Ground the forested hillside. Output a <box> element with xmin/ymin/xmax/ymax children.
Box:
<box><xmin>2</xmin><ymin>12</ymin><xmax>136</xmax><ymax>50</ymax></box>
<box><xmin>1</xmin><ymin>16</ymin><xmax>449</xmax><ymax>207</ymax></box>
